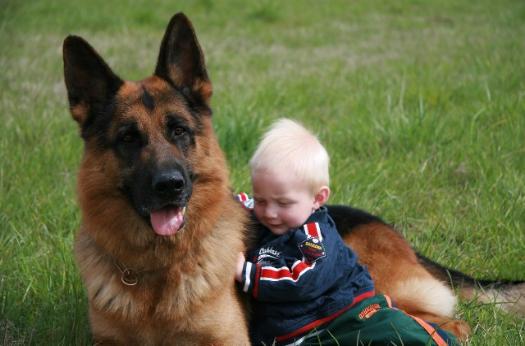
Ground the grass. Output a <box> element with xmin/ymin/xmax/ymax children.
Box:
<box><xmin>1</xmin><ymin>0</ymin><xmax>524</xmax><ymax>344</ymax></box>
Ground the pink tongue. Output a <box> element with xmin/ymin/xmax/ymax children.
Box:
<box><xmin>150</xmin><ymin>207</ymin><xmax>184</xmax><ymax>236</ymax></box>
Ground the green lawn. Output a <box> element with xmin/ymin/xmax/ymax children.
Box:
<box><xmin>1</xmin><ymin>0</ymin><xmax>524</xmax><ymax>344</ymax></box>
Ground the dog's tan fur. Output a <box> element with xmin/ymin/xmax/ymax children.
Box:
<box><xmin>64</xmin><ymin>14</ymin><xmax>250</xmax><ymax>345</ymax></box>
<box><xmin>74</xmin><ymin>81</ymin><xmax>250</xmax><ymax>344</ymax></box>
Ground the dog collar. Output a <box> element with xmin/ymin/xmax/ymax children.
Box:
<box><xmin>114</xmin><ymin>260</ymin><xmax>139</xmax><ymax>286</ymax></box>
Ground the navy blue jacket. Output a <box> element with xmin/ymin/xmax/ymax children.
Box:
<box><xmin>238</xmin><ymin>205</ymin><xmax>375</xmax><ymax>345</ymax></box>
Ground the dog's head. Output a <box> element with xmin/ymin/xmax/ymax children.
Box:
<box><xmin>64</xmin><ymin>13</ymin><xmax>226</xmax><ymax>243</ymax></box>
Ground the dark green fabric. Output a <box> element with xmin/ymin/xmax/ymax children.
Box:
<box><xmin>284</xmin><ymin>295</ymin><xmax>458</xmax><ymax>346</ymax></box>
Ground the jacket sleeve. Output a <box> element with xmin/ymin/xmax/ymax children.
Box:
<box><xmin>240</xmin><ymin>222</ymin><xmax>343</xmax><ymax>302</ymax></box>
<box><xmin>235</xmin><ymin>192</ymin><xmax>254</xmax><ymax>210</ymax></box>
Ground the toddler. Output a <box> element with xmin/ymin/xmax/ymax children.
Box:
<box><xmin>236</xmin><ymin>119</ymin><xmax>456</xmax><ymax>346</ymax></box>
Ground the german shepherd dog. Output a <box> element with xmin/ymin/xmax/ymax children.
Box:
<box><xmin>63</xmin><ymin>13</ymin><xmax>524</xmax><ymax>344</ymax></box>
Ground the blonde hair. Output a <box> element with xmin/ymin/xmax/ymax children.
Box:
<box><xmin>249</xmin><ymin>118</ymin><xmax>330</xmax><ymax>193</ymax></box>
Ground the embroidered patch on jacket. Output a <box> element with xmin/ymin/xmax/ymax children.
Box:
<box><xmin>257</xmin><ymin>247</ymin><xmax>281</xmax><ymax>263</ymax></box>
<box><xmin>299</xmin><ymin>237</ymin><xmax>326</xmax><ymax>263</ymax></box>
<box><xmin>358</xmin><ymin>303</ymin><xmax>381</xmax><ymax>319</ymax></box>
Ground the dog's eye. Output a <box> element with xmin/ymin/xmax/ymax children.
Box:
<box><xmin>119</xmin><ymin>130</ymin><xmax>141</xmax><ymax>145</ymax></box>
<box><xmin>122</xmin><ymin>133</ymin><xmax>136</xmax><ymax>143</ymax></box>
<box><xmin>165</xmin><ymin>116</ymin><xmax>191</xmax><ymax>144</ymax></box>
<box><xmin>171</xmin><ymin>126</ymin><xmax>186</xmax><ymax>137</ymax></box>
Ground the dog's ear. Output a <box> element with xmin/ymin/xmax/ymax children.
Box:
<box><xmin>154</xmin><ymin>13</ymin><xmax>212</xmax><ymax>109</ymax></box>
<box><xmin>63</xmin><ymin>36</ymin><xmax>123</xmax><ymax>126</ymax></box>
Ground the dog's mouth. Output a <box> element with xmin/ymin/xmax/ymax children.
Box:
<box><xmin>150</xmin><ymin>205</ymin><xmax>187</xmax><ymax>236</ymax></box>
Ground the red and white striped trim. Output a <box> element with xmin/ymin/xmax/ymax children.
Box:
<box><xmin>303</xmin><ymin>222</ymin><xmax>323</xmax><ymax>241</ymax></box>
<box><xmin>237</xmin><ymin>192</ymin><xmax>249</xmax><ymax>202</ymax></box>
<box><xmin>236</xmin><ymin>192</ymin><xmax>254</xmax><ymax>210</ymax></box>
<box><xmin>259</xmin><ymin>260</ymin><xmax>315</xmax><ymax>282</ymax></box>
<box><xmin>243</xmin><ymin>261</ymin><xmax>253</xmax><ymax>293</ymax></box>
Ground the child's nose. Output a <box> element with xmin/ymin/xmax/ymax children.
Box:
<box><xmin>264</xmin><ymin>205</ymin><xmax>278</xmax><ymax>218</ymax></box>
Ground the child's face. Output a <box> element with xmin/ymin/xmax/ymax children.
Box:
<box><xmin>252</xmin><ymin>168</ymin><xmax>320</xmax><ymax>235</ymax></box>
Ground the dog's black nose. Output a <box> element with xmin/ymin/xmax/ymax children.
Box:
<box><xmin>152</xmin><ymin>170</ymin><xmax>185</xmax><ymax>196</ymax></box>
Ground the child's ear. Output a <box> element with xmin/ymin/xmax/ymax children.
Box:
<box><xmin>313</xmin><ymin>186</ymin><xmax>330</xmax><ymax>209</ymax></box>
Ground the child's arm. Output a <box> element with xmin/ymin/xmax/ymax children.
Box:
<box><xmin>239</xmin><ymin>222</ymin><xmax>341</xmax><ymax>302</ymax></box>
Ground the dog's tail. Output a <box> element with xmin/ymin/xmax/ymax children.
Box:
<box><xmin>418</xmin><ymin>254</ymin><xmax>525</xmax><ymax>316</ymax></box>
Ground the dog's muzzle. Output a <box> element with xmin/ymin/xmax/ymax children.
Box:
<box><xmin>147</xmin><ymin>167</ymin><xmax>191</xmax><ymax>236</ymax></box>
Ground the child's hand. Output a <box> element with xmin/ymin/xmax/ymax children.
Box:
<box><xmin>235</xmin><ymin>252</ymin><xmax>245</xmax><ymax>282</ymax></box>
